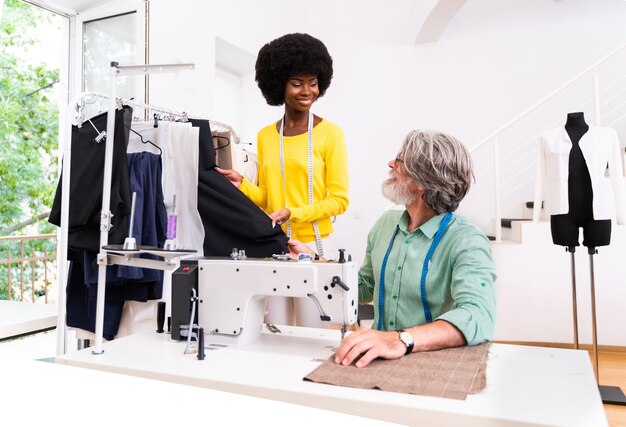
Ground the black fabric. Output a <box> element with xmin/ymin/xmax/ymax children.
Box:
<box><xmin>66</xmin><ymin>249</ymin><xmax>164</xmax><ymax>340</ymax></box>
<box><xmin>49</xmin><ymin>106</ymin><xmax>133</xmax><ymax>252</ymax></box>
<box><xmin>190</xmin><ymin>118</ymin><xmax>289</xmax><ymax>257</ymax></box>
<box><xmin>191</xmin><ymin>118</ymin><xmax>217</xmax><ymax>169</ymax></box>
<box><xmin>64</xmin><ymin>153</ymin><xmax>167</xmax><ymax>339</ymax></box>
<box><xmin>551</xmin><ymin>112</ymin><xmax>612</xmax><ymax>248</ymax></box>
<box><xmin>65</xmin><ymin>250</ymin><xmax>120</xmax><ymax>340</ymax></box>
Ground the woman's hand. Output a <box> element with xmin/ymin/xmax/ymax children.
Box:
<box><xmin>269</xmin><ymin>208</ymin><xmax>291</xmax><ymax>228</ymax></box>
<box><xmin>287</xmin><ymin>238</ymin><xmax>314</xmax><ymax>260</ymax></box>
<box><xmin>216</xmin><ymin>167</ymin><xmax>243</xmax><ymax>188</ymax></box>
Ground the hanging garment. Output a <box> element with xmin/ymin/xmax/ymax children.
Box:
<box><xmin>49</xmin><ymin>106</ymin><xmax>133</xmax><ymax>252</ymax></box>
<box><xmin>66</xmin><ymin>248</ymin><xmax>163</xmax><ymax>340</ymax></box>
<box><xmin>163</xmin><ymin>122</ymin><xmax>204</xmax><ymax>252</ymax></box>
<box><xmin>65</xmin><ymin>151</ymin><xmax>167</xmax><ymax>339</ymax></box>
<box><xmin>117</xmin><ymin>151</ymin><xmax>168</xmax><ymax>280</ymax></box>
<box><xmin>191</xmin><ymin>118</ymin><xmax>289</xmax><ymax>257</ymax></box>
<box><xmin>128</xmin><ymin>120</ymin><xmax>205</xmax><ymax>252</ymax></box>
<box><xmin>65</xmin><ymin>249</ymin><xmax>122</xmax><ymax>340</ymax></box>
<box><xmin>235</xmin><ymin>146</ymin><xmax>259</xmax><ymax>184</ymax></box>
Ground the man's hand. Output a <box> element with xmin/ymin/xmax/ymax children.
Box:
<box><xmin>269</xmin><ymin>208</ymin><xmax>291</xmax><ymax>228</ymax></box>
<box><xmin>334</xmin><ymin>326</ymin><xmax>406</xmax><ymax>368</ymax></box>
<box><xmin>216</xmin><ymin>167</ymin><xmax>243</xmax><ymax>188</ymax></box>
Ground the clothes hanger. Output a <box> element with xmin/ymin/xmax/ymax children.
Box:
<box><xmin>126</xmin><ymin>126</ymin><xmax>162</xmax><ymax>155</ymax></box>
<box><xmin>87</xmin><ymin>118</ymin><xmax>107</xmax><ymax>143</ymax></box>
<box><xmin>213</xmin><ymin>135</ymin><xmax>230</xmax><ymax>151</ymax></box>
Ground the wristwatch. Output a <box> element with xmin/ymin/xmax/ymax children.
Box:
<box><xmin>398</xmin><ymin>329</ymin><xmax>414</xmax><ymax>355</ymax></box>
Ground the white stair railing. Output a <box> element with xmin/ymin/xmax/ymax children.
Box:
<box><xmin>469</xmin><ymin>40</ymin><xmax>626</xmax><ymax>241</ymax></box>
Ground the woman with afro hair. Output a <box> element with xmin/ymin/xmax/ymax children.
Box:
<box><xmin>217</xmin><ymin>33</ymin><xmax>349</xmax><ymax>327</ymax></box>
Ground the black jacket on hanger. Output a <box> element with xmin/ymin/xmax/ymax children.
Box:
<box><xmin>49</xmin><ymin>106</ymin><xmax>133</xmax><ymax>252</ymax></box>
<box><xmin>190</xmin><ymin>119</ymin><xmax>289</xmax><ymax>257</ymax></box>
<box><xmin>50</xmin><ymin>107</ymin><xmax>166</xmax><ymax>339</ymax></box>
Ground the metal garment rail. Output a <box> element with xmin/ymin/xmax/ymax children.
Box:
<box><xmin>76</xmin><ymin>91</ymin><xmax>241</xmax><ymax>144</ymax></box>
<box><xmin>55</xmin><ymin>62</ymin><xmax>194</xmax><ymax>356</ymax></box>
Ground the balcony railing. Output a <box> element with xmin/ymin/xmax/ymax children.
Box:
<box><xmin>0</xmin><ymin>234</ymin><xmax>57</xmax><ymax>303</ymax></box>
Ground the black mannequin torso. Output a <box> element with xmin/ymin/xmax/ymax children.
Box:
<box><xmin>564</xmin><ymin>112</ymin><xmax>593</xmax><ymax>224</ymax></box>
<box><xmin>564</xmin><ymin>112</ymin><xmax>589</xmax><ymax>143</ymax></box>
<box><xmin>550</xmin><ymin>112</ymin><xmax>611</xmax><ymax>250</ymax></box>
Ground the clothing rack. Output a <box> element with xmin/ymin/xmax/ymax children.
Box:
<box><xmin>74</xmin><ymin>92</ymin><xmax>241</xmax><ymax>144</ymax></box>
<box><xmin>56</xmin><ymin>62</ymin><xmax>220</xmax><ymax>356</ymax></box>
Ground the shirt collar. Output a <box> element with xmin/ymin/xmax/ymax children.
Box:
<box><xmin>398</xmin><ymin>211</ymin><xmax>447</xmax><ymax>239</ymax></box>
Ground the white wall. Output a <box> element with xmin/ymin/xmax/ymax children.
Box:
<box><xmin>148</xmin><ymin>0</ymin><xmax>313</xmax><ymax>114</ymax></box>
<box><xmin>147</xmin><ymin>0</ymin><xmax>626</xmax><ymax>345</ymax></box>
<box><xmin>493</xmin><ymin>221</ymin><xmax>626</xmax><ymax>347</ymax></box>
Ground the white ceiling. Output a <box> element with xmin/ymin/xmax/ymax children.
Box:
<box><xmin>25</xmin><ymin>0</ymin><xmax>116</xmax><ymax>15</ymax></box>
<box><xmin>55</xmin><ymin>0</ymin><xmax>105</xmax><ymax>12</ymax></box>
<box><xmin>27</xmin><ymin>0</ymin><xmax>464</xmax><ymax>45</ymax></box>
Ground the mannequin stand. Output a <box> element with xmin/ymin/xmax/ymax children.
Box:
<box><xmin>566</xmin><ymin>247</ymin><xmax>579</xmax><ymax>350</ymax></box>
<box><xmin>586</xmin><ymin>247</ymin><xmax>626</xmax><ymax>405</ymax></box>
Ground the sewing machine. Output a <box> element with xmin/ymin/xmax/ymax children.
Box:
<box><xmin>171</xmin><ymin>254</ymin><xmax>358</xmax><ymax>346</ymax></box>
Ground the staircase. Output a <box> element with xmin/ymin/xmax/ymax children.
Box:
<box><xmin>491</xmin><ymin>201</ymin><xmax>539</xmax><ymax>242</ymax></box>
<box><xmin>459</xmin><ymin>40</ymin><xmax>626</xmax><ymax>243</ymax></box>
<box><xmin>465</xmin><ymin>41</ymin><xmax>626</xmax><ymax>347</ymax></box>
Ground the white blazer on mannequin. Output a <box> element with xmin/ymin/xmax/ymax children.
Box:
<box><xmin>533</xmin><ymin>126</ymin><xmax>626</xmax><ymax>224</ymax></box>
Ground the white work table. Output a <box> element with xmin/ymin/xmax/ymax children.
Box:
<box><xmin>0</xmin><ymin>300</ymin><xmax>57</xmax><ymax>340</ymax></box>
<box><xmin>55</xmin><ymin>326</ymin><xmax>608</xmax><ymax>427</ymax></box>
<box><xmin>1</xmin><ymin>354</ymin><xmax>393</xmax><ymax>427</ymax></box>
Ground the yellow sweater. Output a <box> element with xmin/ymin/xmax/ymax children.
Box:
<box><xmin>239</xmin><ymin>119</ymin><xmax>349</xmax><ymax>243</ymax></box>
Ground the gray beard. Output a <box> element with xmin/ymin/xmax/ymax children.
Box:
<box><xmin>381</xmin><ymin>177</ymin><xmax>416</xmax><ymax>205</ymax></box>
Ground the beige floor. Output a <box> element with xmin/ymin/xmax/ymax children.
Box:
<box><xmin>596</xmin><ymin>351</ymin><xmax>626</xmax><ymax>427</ymax></box>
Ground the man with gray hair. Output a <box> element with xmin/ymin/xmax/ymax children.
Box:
<box><xmin>289</xmin><ymin>129</ymin><xmax>496</xmax><ymax>368</ymax></box>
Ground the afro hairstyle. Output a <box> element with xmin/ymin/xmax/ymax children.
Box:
<box><xmin>255</xmin><ymin>33</ymin><xmax>333</xmax><ymax>106</ymax></box>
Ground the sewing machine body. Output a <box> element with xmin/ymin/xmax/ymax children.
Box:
<box><xmin>172</xmin><ymin>257</ymin><xmax>358</xmax><ymax>346</ymax></box>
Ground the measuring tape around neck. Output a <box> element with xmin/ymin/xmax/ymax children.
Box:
<box><xmin>279</xmin><ymin>110</ymin><xmax>324</xmax><ymax>257</ymax></box>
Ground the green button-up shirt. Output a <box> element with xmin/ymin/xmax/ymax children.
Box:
<box><xmin>358</xmin><ymin>210</ymin><xmax>497</xmax><ymax>345</ymax></box>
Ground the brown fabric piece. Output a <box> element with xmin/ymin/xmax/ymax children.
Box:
<box><xmin>304</xmin><ymin>342</ymin><xmax>491</xmax><ymax>400</ymax></box>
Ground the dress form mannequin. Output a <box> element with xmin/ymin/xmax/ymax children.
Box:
<box><xmin>543</xmin><ymin>112</ymin><xmax>626</xmax><ymax>405</ymax></box>
<box><xmin>549</xmin><ymin>112</ymin><xmax>612</xmax><ymax>250</ymax></box>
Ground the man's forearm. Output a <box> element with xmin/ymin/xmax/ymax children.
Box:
<box><xmin>405</xmin><ymin>320</ymin><xmax>467</xmax><ymax>353</ymax></box>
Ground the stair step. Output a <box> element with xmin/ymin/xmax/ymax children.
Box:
<box><xmin>501</xmin><ymin>218</ymin><xmax>532</xmax><ymax>228</ymax></box>
<box><xmin>486</xmin><ymin>235</ymin><xmax>524</xmax><ymax>244</ymax></box>
<box><xmin>525</xmin><ymin>201</ymin><xmax>544</xmax><ymax>209</ymax></box>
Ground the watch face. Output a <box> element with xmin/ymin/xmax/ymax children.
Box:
<box><xmin>400</xmin><ymin>331</ymin><xmax>413</xmax><ymax>346</ymax></box>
